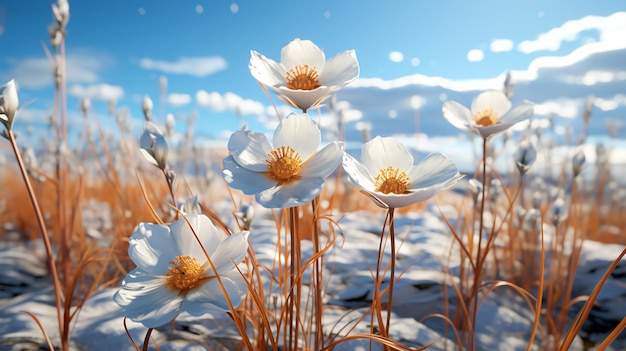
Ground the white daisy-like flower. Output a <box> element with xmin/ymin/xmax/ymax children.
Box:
<box><xmin>114</xmin><ymin>214</ymin><xmax>249</xmax><ymax>328</ymax></box>
<box><xmin>442</xmin><ymin>90</ymin><xmax>533</xmax><ymax>139</ymax></box>
<box><xmin>222</xmin><ymin>112</ymin><xmax>342</xmax><ymax>209</ymax></box>
<box><xmin>249</xmin><ymin>38</ymin><xmax>359</xmax><ymax>112</ymax></box>
<box><xmin>342</xmin><ymin>136</ymin><xmax>463</xmax><ymax>208</ymax></box>
<box><xmin>0</xmin><ymin>79</ymin><xmax>18</xmax><ymax>131</ymax></box>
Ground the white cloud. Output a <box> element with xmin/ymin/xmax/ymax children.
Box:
<box><xmin>6</xmin><ymin>50</ymin><xmax>112</xmax><ymax>89</ymax></box>
<box><xmin>196</xmin><ymin>90</ymin><xmax>265</xmax><ymax>115</ymax></box>
<box><xmin>68</xmin><ymin>83</ymin><xmax>124</xmax><ymax>101</ymax></box>
<box><xmin>167</xmin><ymin>93</ymin><xmax>192</xmax><ymax>106</ymax></box>
<box><xmin>532</xmin><ymin>98</ymin><xmax>581</xmax><ymax>118</ymax></box>
<box><xmin>490</xmin><ymin>39</ymin><xmax>514</xmax><ymax>53</ymax></box>
<box><xmin>466</xmin><ymin>49</ymin><xmax>484</xmax><ymax>62</ymax></box>
<box><xmin>389</xmin><ymin>51</ymin><xmax>404</xmax><ymax>63</ymax></box>
<box><xmin>518</xmin><ymin>11</ymin><xmax>626</xmax><ymax>54</ymax></box>
<box><xmin>139</xmin><ymin>56</ymin><xmax>228</xmax><ymax>77</ymax></box>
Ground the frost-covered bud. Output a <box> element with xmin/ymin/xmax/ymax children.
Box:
<box><xmin>468</xmin><ymin>178</ymin><xmax>483</xmax><ymax>206</ymax></box>
<box><xmin>531</xmin><ymin>190</ymin><xmax>545</xmax><ymax>210</ymax></box>
<box><xmin>178</xmin><ymin>195</ymin><xmax>201</xmax><ymax>215</ymax></box>
<box><xmin>48</xmin><ymin>24</ymin><xmax>63</xmax><ymax>50</ymax></box>
<box><xmin>234</xmin><ymin>202</ymin><xmax>255</xmax><ymax>230</ymax></box>
<box><xmin>0</xmin><ymin>79</ymin><xmax>18</xmax><ymax>132</ymax></box>
<box><xmin>142</xmin><ymin>95</ymin><xmax>153</xmax><ymax>122</ymax></box>
<box><xmin>139</xmin><ymin>122</ymin><xmax>168</xmax><ymax>170</ymax></box>
<box><xmin>166</xmin><ymin>113</ymin><xmax>175</xmax><ymax>135</ymax></box>
<box><xmin>515</xmin><ymin>138</ymin><xmax>537</xmax><ymax>176</ymax></box>
<box><xmin>550</xmin><ymin>197</ymin><xmax>568</xmax><ymax>227</ymax></box>
<box><xmin>79</xmin><ymin>97</ymin><xmax>90</xmax><ymax>118</ymax></box>
<box><xmin>52</xmin><ymin>0</ymin><xmax>70</xmax><ymax>28</ymax></box>
<box><xmin>572</xmin><ymin>147</ymin><xmax>586</xmax><ymax>178</ymax></box>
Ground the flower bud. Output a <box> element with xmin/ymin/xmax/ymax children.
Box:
<box><xmin>139</xmin><ymin>122</ymin><xmax>168</xmax><ymax>170</ymax></box>
<box><xmin>79</xmin><ymin>97</ymin><xmax>91</xmax><ymax>118</ymax></box>
<box><xmin>572</xmin><ymin>147</ymin><xmax>586</xmax><ymax>178</ymax></box>
<box><xmin>234</xmin><ymin>202</ymin><xmax>255</xmax><ymax>230</ymax></box>
<box><xmin>0</xmin><ymin>79</ymin><xmax>18</xmax><ymax>132</ymax></box>
<box><xmin>515</xmin><ymin>138</ymin><xmax>537</xmax><ymax>176</ymax></box>
<box><xmin>142</xmin><ymin>95</ymin><xmax>153</xmax><ymax>122</ymax></box>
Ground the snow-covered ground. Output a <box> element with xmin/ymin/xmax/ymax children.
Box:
<box><xmin>1</xmin><ymin>199</ymin><xmax>624</xmax><ymax>351</ymax></box>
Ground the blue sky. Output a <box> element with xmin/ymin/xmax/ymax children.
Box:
<box><xmin>1</xmin><ymin>1</ymin><xmax>625</xmax><ymax>162</ymax></box>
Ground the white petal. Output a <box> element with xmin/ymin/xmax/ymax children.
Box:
<box><xmin>170</xmin><ymin>214</ymin><xmax>222</xmax><ymax>262</ymax></box>
<box><xmin>274</xmin><ymin>86</ymin><xmax>332</xmax><ymax>112</ymax></box>
<box><xmin>442</xmin><ymin>101</ymin><xmax>473</xmax><ymax>131</ymax></box>
<box><xmin>342</xmin><ymin>152</ymin><xmax>375</xmax><ymax>191</ymax></box>
<box><xmin>499</xmin><ymin>102</ymin><xmax>533</xmax><ymax>125</ymax></box>
<box><xmin>373</xmin><ymin>187</ymin><xmax>447</xmax><ymax>208</ymax></box>
<box><xmin>228</xmin><ymin>129</ymin><xmax>273</xmax><ymax>172</ymax></box>
<box><xmin>222</xmin><ymin>156</ymin><xmax>276</xmax><ymax>194</ymax></box>
<box><xmin>256</xmin><ymin>178</ymin><xmax>326</xmax><ymax>208</ymax></box>
<box><xmin>361</xmin><ymin>136</ymin><xmax>414</xmax><ymax>176</ymax></box>
<box><xmin>300</xmin><ymin>141</ymin><xmax>342</xmax><ymax>178</ymax></box>
<box><xmin>207</xmin><ymin>231</ymin><xmax>249</xmax><ymax>275</ymax></box>
<box><xmin>408</xmin><ymin>153</ymin><xmax>461</xmax><ymax>189</ymax></box>
<box><xmin>249</xmin><ymin>50</ymin><xmax>287</xmax><ymax>87</ymax></box>
<box><xmin>281</xmin><ymin>39</ymin><xmax>325</xmax><ymax>72</ymax></box>
<box><xmin>320</xmin><ymin>50</ymin><xmax>359</xmax><ymax>87</ymax></box>
<box><xmin>113</xmin><ymin>269</ymin><xmax>183</xmax><ymax>328</ymax></box>
<box><xmin>182</xmin><ymin>271</ymin><xmax>246</xmax><ymax>314</ymax></box>
<box><xmin>128</xmin><ymin>223</ymin><xmax>177</xmax><ymax>275</ymax></box>
<box><xmin>471</xmin><ymin>90</ymin><xmax>511</xmax><ymax>117</ymax></box>
<box><xmin>273</xmin><ymin>113</ymin><xmax>320</xmax><ymax>160</ymax></box>
<box><xmin>476</xmin><ymin>123</ymin><xmax>515</xmax><ymax>138</ymax></box>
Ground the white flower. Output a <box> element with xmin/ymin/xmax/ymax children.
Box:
<box><xmin>222</xmin><ymin>113</ymin><xmax>342</xmax><ymax>208</ymax></box>
<box><xmin>342</xmin><ymin>136</ymin><xmax>463</xmax><ymax>208</ymax></box>
<box><xmin>442</xmin><ymin>90</ymin><xmax>533</xmax><ymax>138</ymax></box>
<box><xmin>139</xmin><ymin>122</ymin><xmax>168</xmax><ymax>170</ymax></box>
<box><xmin>114</xmin><ymin>214</ymin><xmax>249</xmax><ymax>328</ymax></box>
<box><xmin>249</xmin><ymin>38</ymin><xmax>359</xmax><ymax>112</ymax></box>
<box><xmin>0</xmin><ymin>79</ymin><xmax>18</xmax><ymax>131</ymax></box>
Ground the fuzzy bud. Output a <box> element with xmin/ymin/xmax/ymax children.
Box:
<box><xmin>572</xmin><ymin>147</ymin><xmax>586</xmax><ymax>178</ymax></box>
<box><xmin>142</xmin><ymin>95</ymin><xmax>153</xmax><ymax>122</ymax></box>
<box><xmin>515</xmin><ymin>138</ymin><xmax>537</xmax><ymax>176</ymax></box>
<box><xmin>0</xmin><ymin>79</ymin><xmax>18</xmax><ymax>132</ymax></box>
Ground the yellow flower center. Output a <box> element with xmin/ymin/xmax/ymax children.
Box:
<box><xmin>266</xmin><ymin>146</ymin><xmax>303</xmax><ymax>182</ymax></box>
<box><xmin>474</xmin><ymin>108</ymin><xmax>499</xmax><ymax>127</ymax></box>
<box><xmin>165</xmin><ymin>255</ymin><xmax>204</xmax><ymax>291</ymax></box>
<box><xmin>285</xmin><ymin>65</ymin><xmax>321</xmax><ymax>91</ymax></box>
<box><xmin>374</xmin><ymin>166</ymin><xmax>411</xmax><ymax>194</ymax></box>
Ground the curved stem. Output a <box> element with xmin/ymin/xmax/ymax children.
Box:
<box><xmin>385</xmin><ymin>207</ymin><xmax>396</xmax><ymax>348</ymax></box>
<box><xmin>7</xmin><ymin>131</ymin><xmax>65</xmax><ymax>343</ymax></box>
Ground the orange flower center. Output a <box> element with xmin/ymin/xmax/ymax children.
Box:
<box><xmin>266</xmin><ymin>146</ymin><xmax>303</xmax><ymax>182</ymax></box>
<box><xmin>165</xmin><ymin>255</ymin><xmax>204</xmax><ymax>291</ymax></box>
<box><xmin>285</xmin><ymin>65</ymin><xmax>321</xmax><ymax>90</ymax></box>
<box><xmin>374</xmin><ymin>166</ymin><xmax>410</xmax><ymax>194</ymax></box>
<box><xmin>474</xmin><ymin>108</ymin><xmax>499</xmax><ymax>127</ymax></box>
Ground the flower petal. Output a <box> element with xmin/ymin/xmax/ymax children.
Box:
<box><xmin>281</xmin><ymin>39</ymin><xmax>325</xmax><ymax>72</ymax></box>
<box><xmin>249</xmin><ymin>50</ymin><xmax>287</xmax><ymax>88</ymax></box>
<box><xmin>228</xmin><ymin>129</ymin><xmax>273</xmax><ymax>172</ymax></box>
<box><xmin>256</xmin><ymin>177</ymin><xmax>326</xmax><ymax>208</ymax></box>
<box><xmin>113</xmin><ymin>269</ymin><xmax>183</xmax><ymax>328</ymax></box>
<box><xmin>320</xmin><ymin>50</ymin><xmax>359</xmax><ymax>87</ymax></box>
<box><xmin>274</xmin><ymin>86</ymin><xmax>333</xmax><ymax>112</ymax></box>
<box><xmin>408</xmin><ymin>153</ymin><xmax>461</xmax><ymax>189</ymax></box>
<box><xmin>300</xmin><ymin>141</ymin><xmax>342</xmax><ymax>178</ymax></box>
<box><xmin>373</xmin><ymin>187</ymin><xmax>448</xmax><ymax>208</ymax></box>
<box><xmin>342</xmin><ymin>152</ymin><xmax>376</xmax><ymax>191</ymax></box>
<box><xmin>442</xmin><ymin>100</ymin><xmax>473</xmax><ymax>132</ymax></box>
<box><xmin>170</xmin><ymin>214</ymin><xmax>222</xmax><ymax>262</ymax></box>
<box><xmin>207</xmin><ymin>231</ymin><xmax>249</xmax><ymax>275</ymax></box>
<box><xmin>222</xmin><ymin>156</ymin><xmax>276</xmax><ymax>194</ymax></box>
<box><xmin>499</xmin><ymin>102</ymin><xmax>533</xmax><ymax>125</ymax></box>
<box><xmin>128</xmin><ymin>223</ymin><xmax>177</xmax><ymax>275</ymax></box>
<box><xmin>361</xmin><ymin>136</ymin><xmax>414</xmax><ymax>176</ymax></box>
<box><xmin>471</xmin><ymin>90</ymin><xmax>511</xmax><ymax>117</ymax></box>
<box><xmin>182</xmin><ymin>270</ymin><xmax>246</xmax><ymax>314</ymax></box>
<box><xmin>273</xmin><ymin>113</ymin><xmax>320</xmax><ymax>160</ymax></box>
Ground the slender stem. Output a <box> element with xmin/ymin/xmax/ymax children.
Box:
<box><xmin>470</xmin><ymin>137</ymin><xmax>488</xmax><ymax>351</ymax></box>
<box><xmin>7</xmin><ymin>131</ymin><xmax>65</xmax><ymax>343</ymax></box>
<box><xmin>287</xmin><ymin>206</ymin><xmax>301</xmax><ymax>351</ymax></box>
<box><xmin>311</xmin><ymin>198</ymin><xmax>323</xmax><ymax>351</ymax></box>
<box><xmin>142</xmin><ymin>328</ymin><xmax>154</xmax><ymax>351</ymax></box>
<box><xmin>385</xmin><ymin>207</ymin><xmax>396</xmax><ymax>347</ymax></box>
